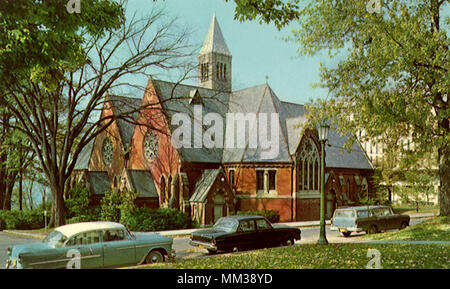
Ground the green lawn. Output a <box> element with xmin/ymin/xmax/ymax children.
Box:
<box><xmin>361</xmin><ymin>216</ymin><xmax>450</xmax><ymax>241</ymax></box>
<box><xmin>132</xmin><ymin>217</ymin><xmax>449</xmax><ymax>269</ymax></box>
<box><xmin>392</xmin><ymin>205</ymin><xmax>439</xmax><ymax>215</ymax></box>
<box><xmin>133</xmin><ymin>243</ymin><xmax>449</xmax><ymax>269</ymax></box>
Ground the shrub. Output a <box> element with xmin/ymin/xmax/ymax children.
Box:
<box><xmin>65</xmin><ymin>185</ymin><xmax>101</xmax><ymax>222</ymax></box>
<box><xmin>99</xmin><ymin>188</ymin><xmax>122</xmax><ymax>222</ymax></box>
<box><xmin>236</xmin><ymin>210</ymin><xmax>280</xmax><ymax>223</ymax></box>
<box><xmin>66</xmin><ymin>212</ymin><xmax>101</xmax><ymax>224</ymax></box>
<box><xmin>121</xmin><ymin>208</ymin><xmax>194</xmax><ymax>232</ymax></box>
<box><xmin>0</xmin><ymin>210</ymin><xmax>45</xmax><ymax>230</ymax></box>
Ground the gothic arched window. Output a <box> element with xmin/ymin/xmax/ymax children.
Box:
<box><xmin>167</xmin><ymin>175</ymin><xmax>172</xmax><ymax>200</ymax></box>
<box><xmin>160</xmin><ymin>175</ymin><xmax>166</xmax><ymax>204</ymax></box>
<box><xmin>297</xmin><ymin>138</ymin><xmax>320</xmax><ymax>191</ymax></box>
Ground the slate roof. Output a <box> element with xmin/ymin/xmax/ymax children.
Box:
<box><xmin>199</xmin><ymin>14</ymin><xmax>231</xmax><ymax>56</ymax></box>
<box><xmin>189</xmin><ymin>168</ymin><xmax>222</xmax><ymax>203</ymax></box>
<box><xmin>152</xmin><ymin>79</ymin><xmax>373</xmax><ymax>170</ymax></box>
<box><xmin>86</xmin><ymin>171</ymin><xmax>111</xmax><ymax>195</ymax></box>
<box><xmin>109</xmin><ymin>95</ymin><xmax>142</xmax><ymax>148</ymax></box>
<box><xmin>324</xmin><ymin>130</ymin><xmax>373</xmax><ymax>170</ymax></box>
<box><xmin>74</xmin><ymin>139</ymin><xmax>94</xmax><ymax>170</ymax></box>
<box><xmin>222</xmin><ymin>84</ymin><xmax>292</xmax><ymax>163</ymax></box>
<box><xmin>125</xmin><ymin>169</ymin><xmax>158</xmax><ymax>198</ymax></box>
<box><xmin>152</xmin><ymin>79</ymin><xmax>230</xmax><ymax>163</ymax></box>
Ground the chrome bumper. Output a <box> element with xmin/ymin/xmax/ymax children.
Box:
<box><xmin>330</xmin><ymin>226</ymin><xmax>364</xmax><ymax>232</ymax></box>
<box><xmin>189</xmin><ymin>240</ymin><xmax>217</xmax><ymax>251</ymax></box>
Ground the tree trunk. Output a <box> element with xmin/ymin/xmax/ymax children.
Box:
<box><xmin>3</xmin><ymin>181</ymin><xmax>14</xmax><ymax>210</ymax></box>
<box><xmin>28</xmin><ymin>181</ymin><xmax>34</xmax><ymax>210</ymax></box>
<box><xmin>50</xmin><ymin>183</ymin><xmax>66</xmax><ymax>227</ymax></box>
<box><xmin>438</xmin><ymin>142</ymin><xmax>450</xmax><ymax>216</ymax></box>
<box><xmin>19</xmin><ymin>173</ymin><xmax>23</xmax><ymax>211</ymax></box>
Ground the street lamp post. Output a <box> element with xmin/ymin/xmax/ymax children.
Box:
<box><xmin>317</xmin><ymin>123</ymin><xmax>329</xmax><ymax>245</ymax></box>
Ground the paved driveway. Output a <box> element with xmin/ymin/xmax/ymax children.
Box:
<box><xmin>0</xmin><ymin>232</ymin><xmax>41</xmax><ymax>268</ymax></box>
<box><xmin>0</xmin><ymin>217</ymin><xmax>433</xmax><ymax>266</ymax></box>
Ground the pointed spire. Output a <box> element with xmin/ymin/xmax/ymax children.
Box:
<box><xmin>199</xmin><ymin>14</ymin><xmax>231</xmax><ymax>56</ymax></box>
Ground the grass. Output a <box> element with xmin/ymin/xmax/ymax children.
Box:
<box><xmin>129</xmin><ymin>216</ymin><xmax>449</xmax><ymax>269</ymax></box>
<box><xmin>131</xmin><ymin>243</ymin><xmax>449</xmax><ymax>269</ymax></box>
<box><xmin>392</xmin><ymin>205</ymin><xmax>439</xmax><ymax>215</ymax></box>
<box><xmin>361</xmin><ymin>216</ymin><xmax>450</xmax><ymax>241</ymax></box>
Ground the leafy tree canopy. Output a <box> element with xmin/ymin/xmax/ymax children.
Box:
<box><xmin>0</xmin><ymin>0</ymin><xmax>124</xmax><ymax>89</ymax></box>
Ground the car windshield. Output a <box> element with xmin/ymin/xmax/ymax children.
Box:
<box><xmin>42</xmin><ymin>230</ymin><xmax>67</xmax><ymax>248</ymax></box>
<box><xmin>334</xmin><ymin>210</ymin><xmax>355</xmax><ymax>218</ymax></box>
<box><xmin>213</xmin><ymin>218</ymin><xmax>238</xmax><ymax>233</ymax></box>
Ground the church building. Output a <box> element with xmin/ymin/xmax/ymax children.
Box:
<box><xmin>72</xmin><ymin>15</ymin><xmax>374</xmax><ymax>225</ymax></box>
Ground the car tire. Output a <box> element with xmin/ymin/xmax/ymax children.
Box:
<box><xmin>145</xmin><ymin>250</ymin><xmax>164</xmax><ymax>264</ymax></box>
<box><xmin>368</xmin><ymin>225</ymin><xmax>378</xmax><ymax>234</ymax></box>
<box><xmin>341</xmin><ymin>232</ymin><xmax>352</xmax><ymax>237</ymax></box>
<box><xmin>207</xmin><ymin>249</ymin><xmax>217</xmax><ymax>255</ymax></box>
<box><xmin>285</xmin><ymin>236</ymin><xmax>295</xmax><ymax>246</ymax></box>
<box><xmin>400</xmin><ymin>222</ymin><xmax>408</xmax><ymax>230</ymax></box>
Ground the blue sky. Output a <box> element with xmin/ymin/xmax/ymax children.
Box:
<box><xmin>127</xmin><ymin>0</ymin><xmax>337</xmax><ymax>105</ymax></box>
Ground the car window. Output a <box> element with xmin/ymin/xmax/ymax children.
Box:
<box><xmin>102</xmin><ymin>229</ymin><xmax>125</xmax><ymax>242</ymax></box>
<box><xmin>357</xmin><ymin>210</ymin><xmax>369</xmax><ymax>218</ymax></box>
<box><xmin>255</xmin><ymin>219</ymin><xmax>272</xmax><ymax>231</ymax></box>
<box><xmin>66</xmin><ymin>231</ymin><xmax>100</xmax><ymax>246</ymax></box>
<box><xmin>238</xmin><ymin>220</ymin><xmax>256</xmax><ymax>232</ymax></box>
<box><xmin>43</xmin><ymin>230</ymin><xmax>67</xmax><ymax>248</ymax></box>
<box><xmin>382</xmin><ymin>208</ymin><xmax>392</xmax><ymax>216</ymax></box>
<box><xmin>334</xmin><ymin>210</ymin><xmax>355</xmax><ymax>218</ymax></box>
<box><xmin>372</xmin><ymin>209</ymin><xmax>384</xmax><ymax>217</ymax></box>
<box><xmin>213</xmin><ymin>218</ymin><xmax>239</xmax><ymax>233</ymax></box>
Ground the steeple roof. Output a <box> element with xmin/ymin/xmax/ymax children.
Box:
<box><xmin>199</xmin><ymin>14</ymin><xmax>231</xmax><ymax>56</ymax></box>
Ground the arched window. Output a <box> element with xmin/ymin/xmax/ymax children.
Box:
<box><xmin>223</xmin><ymin>64</ymin><xmax>227</xmax><ymax>80</ymax></box>
<box><xmin>297</xmin><ymin>138</ymin><xmax>320</xmax><ymax>191</ymax></box>
<box><xmin>167</xmin><ymin>175</ymin><xmax>172</xmax><ymax>200</ymax></box>
<box><xmin>160</xmin><ymin>175</ymin><xmax>166</xmax><ymax>203</ymax></box>
<box><xmin>113</xmin><ymin>176</ymin><xmax>118</xmax><ymax>188</ymax></box>
<box><xmin>346</xmin><ymin>179</ymin><xmax>351</xmax><ymax>200</ymax></box>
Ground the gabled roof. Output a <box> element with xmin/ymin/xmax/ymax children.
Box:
<box><xmin>189</xmin><ymin>168</ymin><xmax>223</xmax><ymax>203</ymax></box>
<box><xmin>199</xmin><ymin>14</ymin><xmax>231</xmax><ymax>56</ymax></box>
<box><xmin>222</xmin><ymin>84</ymin><xmax>292</xmax><ymax>163</ymax></box>
<box><xmin>125</xmin><ymin>169</ymin><xmax>158</xmax><ymax>198</ymax></box>
<box><xmin>86</xmin><ymin>171</ymin><xmax>111</xmax><ymax>195</ymax></box>
<box><xmin>108</xmin><ymin>95</ymin><xmax>142</xmax><ymax>148</ymax></box>
<box><xmin>74</xmin><ymin>139</ymin><xmax>94</xmax><ymax>170</ymax></box>
<box><xmin>151</xmin><ymin>78</ymin><xmax>373</xmax><ymax>169</ymax></box>
<box><xmin>324</xmin><ymin>130</ymin><xmax>373</xmax><ymax>170</ymax></box>
<box><xmin>151</xmin><ymin>79</ymin><xmax>230</xmax><ymax>163</ymax></box>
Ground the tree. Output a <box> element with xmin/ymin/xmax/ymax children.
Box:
<box><xmin>230</xmin><ymin>0</ymin><xmax>449</xmax><ymax>216</ymax></box>
<box><xmin>226</xmin><ymin>0</ymin><xmax>301</xmax><ymax>30</ymax></box>
<box><xmin>0</xmin><ymin>111</ymin><xmax>36</xmax><ymax>210</ymax></box>
<box><xmin>0</xmin><ymin>1</ymin><xmax>194</xmax><ymax>226</ymax></box>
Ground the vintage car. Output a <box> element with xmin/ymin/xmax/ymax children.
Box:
<box><xmin>189</xmin><ymin>215</ymin><xmax>301</xmax><ymax>253</ymax></box>
<box><xmin>5</xmin><ymin>221</ymin><xmax>175</xmax><ymax>269</ymax></box>
<box><xmin>330</xmin><ymin>205</ymin><xmax>410</xmax><ymax>237</ymax></box>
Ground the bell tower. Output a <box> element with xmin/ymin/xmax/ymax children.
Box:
<box><xmin>198</xmin><ymin>14</ymin><xmax>232</xmax><ymax>92</ymax></box>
